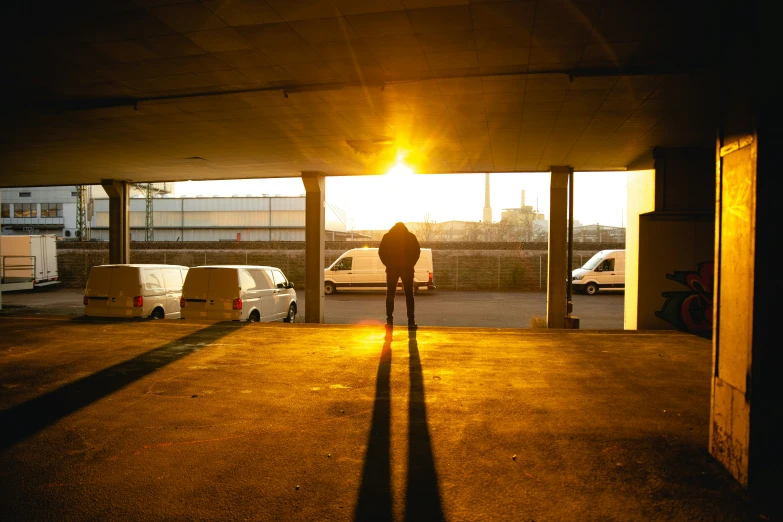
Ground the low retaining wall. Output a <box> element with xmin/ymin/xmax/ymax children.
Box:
<box><xmin>56</xmin><ymin>241</ymin><xmax>624</xmax><ymax>291</ymax></box>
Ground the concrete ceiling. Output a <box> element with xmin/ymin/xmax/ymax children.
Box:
<box><xmin>0</xmin><ymin>0</ymin><xmax>717</xmax><ymax>187</ymax></box>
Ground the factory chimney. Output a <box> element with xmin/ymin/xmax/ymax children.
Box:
<box><xmin>483</xmin><ymin>173</ymin><xmax>492</xmax><ymax>223</ymax></box>
<box><xmin>521</xmin><ymin>189</ymin><xmax>526</xmax><ymax>209</ymax></box>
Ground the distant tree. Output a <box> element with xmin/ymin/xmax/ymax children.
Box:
<box><xmin>415</xmin><ymin>213</ymin><xmax>443</xmax><ymax>242</ymax></box>
<box><xmin>464</xmin><ymin>221</ymin><xmax>482</xmax><ymax>242</ymax></box>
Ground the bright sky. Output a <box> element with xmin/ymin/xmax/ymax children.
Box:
<box><xmin>174</xmin><ymin>171</ymin><xmax>627</xmax><ymax>230</ymax></box>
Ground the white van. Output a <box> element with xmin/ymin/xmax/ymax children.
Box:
<box><xmin>571</xmin><ymin>249</ymin><xmax>625</xmax><ymax>295</ymax></box>
<box><xmin>84</xmin><ymin>264</ymin><xmax>189</xmax><ymax>319</ymax></box>
<box><xmin>324</xmin><ymin>248</ymin><xmax>435</xmax><ymax>295</ymax></box>
<box><xmin>180</xmin><ymin>265</ymin><xmax>297</xmax><ymax>323</ymax></box>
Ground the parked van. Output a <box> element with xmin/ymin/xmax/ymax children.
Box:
<box><xmin>324</xmin><ymin>248</ymin><xmax>435</xmax><ymax>295</ymax></box>
<box><xmin>180</xmin><ymin>265</ymin><xmax>297</xmax><ymax>323</ymax></box>
<box><xmin>84</xmin><ymin>264</ymin><xmax>189</xmax><ymax>319</ymax></box>
<box><xmin>571</xmin><ymin>249</ymin><xmax>625</xmax><ymax>295</ymax></box>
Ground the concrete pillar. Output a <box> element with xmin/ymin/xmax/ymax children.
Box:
<box><xmin>100</xmin><ymin>179</ymin><xmax>130</xmax><ymax>264</ymax></box>
<box><xmin>301</xmin><ymin>172</ymin><xmax>325</xmax><ymax>323</ymax></box>
<box><xmin>624</xmin><ymin>148</ymin><xmax>714</xmax><ymax>332</ymax></box>
<box><xmin>710</xmin><ymin>0</ymin><xmax>781</xmax><ymax>501</ymax></box>
<box><xmin>547</xmin><ymin>166</ymin><xmax>571</xmax><ymax>328</ymax></box>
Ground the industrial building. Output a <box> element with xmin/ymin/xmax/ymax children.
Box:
<box><xmin>1</xmin><ymin>186</ymin><xmax>348</xmax><ymax>241</ymax></box>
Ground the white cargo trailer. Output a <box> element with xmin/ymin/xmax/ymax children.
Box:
<box><xmin>0</xmin><ymin>235</ymin><xmax>59</xmax><ymax>291</ymax></box>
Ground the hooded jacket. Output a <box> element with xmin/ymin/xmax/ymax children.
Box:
<box><xmin>378</xmin><ymin>222</ymin><xmax>421</xmax><ymax>272</ymax></box>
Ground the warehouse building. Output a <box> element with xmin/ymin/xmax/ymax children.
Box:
<box><xmin>1</xmin><ymin>187</ymin><xmax>348</xmax><ymax>241</ymax></box>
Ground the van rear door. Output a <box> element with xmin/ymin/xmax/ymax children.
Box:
<box><xmin>108</xmin><ymin>266</ymin><xmax>143</xmax><ymax>317</ymax></box>
<box><xmin>206</xmin><ymin>268</ymin><xmax>240</xmax><ymax>319</ymax></box>
<box><xmin>84</xmin><ymin>266</ymin><xmax>112</xmax><ymax>315</ymax></box>
<box><xmin>183</xmin><ymin>268</ymin><xmax>210</xmax><ymax>315</ymax></box>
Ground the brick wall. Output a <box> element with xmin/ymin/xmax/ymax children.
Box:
<box><xmin>56</xmin><ymin>241</ymin><xmax>624</xmax><ymax>291</ymax></box>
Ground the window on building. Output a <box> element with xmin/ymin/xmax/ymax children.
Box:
<box><xmin>41</xmin><ymin>203</ymin><xmax>63</xmax><ymax>217</ymax></box>
<box><xmin>14</xmin><ymin>203</ymin><xmax>37</xmax><ymax>217</ymax></box>
<box><xmin>71</xmin><ymin>191</ymin><xmax>78</xmax><ymax>197</ymax></box>
<box><xmin>1</xmin><ymin>203</ymin><xmax>9</xmax><ymax>218</ymax></box>
<box><xmin>18</xmin><ymin>192</ymin><xmax>31</xmax><ymax>197</ymax></box>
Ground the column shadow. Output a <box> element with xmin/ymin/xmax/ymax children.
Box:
<box><xmin>355</xmin><ymin>338</ymin><xmax>393</xmax><ymax>522</ymax></box>
<box><xmin>355</xmin><ymin>331</ymin><xmax>444</xmax><ymax>522</ymax></box>
<box><xmin>406</xmin><ymin>330</ymin><xmax>445</xmax><ymax>521</ymax></box>
<box><xmin>0</xmin><ymin>322</ymin><xmax>237</xmax><ymax>451</ymax></box>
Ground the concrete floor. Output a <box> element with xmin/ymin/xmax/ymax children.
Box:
<box><xmin>0</xmin><ymin>316</ymin><xmax>765</xmax><ymax>521</ymax></box>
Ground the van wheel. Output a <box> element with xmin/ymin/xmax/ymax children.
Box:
<box><xmin>150</xmin><ymin>308</ymin><xmax>164</xmax><ymax>320</ymax></box>
<box><xmin>284</xmin><ymin>304</ymin><xmax>296</xmax><ymax>323</ymax></box>
<box><xmin>324</xmin><ymin>282</ymin><xmax>336</xmax><ymax>295</ymax></box>
<box><xmin>585</xmin><ymin>283</ymin><xmax>599</xmax><ymax>295</ymax></box>
<box><xmin>248</xmin><ymin>310</ymin><xmax>260</xmax><ymax>323</ymax></box>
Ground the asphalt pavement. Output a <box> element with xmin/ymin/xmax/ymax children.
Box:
<box><xmin>0</xmin><ymin>286</ymin><xmax>625</xmax><ymax>329</ymax></box>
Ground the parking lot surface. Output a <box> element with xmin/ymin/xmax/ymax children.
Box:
<box><xmin>0</xmin><ymin>287</ymin><xmax>624</xmax><ymax>329</ymax></box>
<box><xmin>0</xmin><ymin>316</ymin><xmax>762</xmax><ymax>521</ymax></box>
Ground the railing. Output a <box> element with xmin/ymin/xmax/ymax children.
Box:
<box><xmin>1</xmin><ymin>256</ymin><xmax>36</xmax><ymax>283</ymax></box>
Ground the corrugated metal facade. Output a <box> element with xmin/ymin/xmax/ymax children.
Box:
<box><xmin>90</xmin><ymin>228</ymin><xmax>305</xmax><ymax>241</ymax></box>
<box><xmin>91</xmin><ymin>196</ymin><xmax>328</xmax><ymax>241</ymax></box>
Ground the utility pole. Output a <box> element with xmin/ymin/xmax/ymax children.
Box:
<box><xmin>75</xmin><ymin>185</ymin><xmax>87</xmax><ymax>240</ymax></box>
<box><xmin>145</xmin><ymin>183</ymin><xmax>154</xmax><ymax>242</ymax></box>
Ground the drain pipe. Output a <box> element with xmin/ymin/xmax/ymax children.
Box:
<box><xmin>566</xmin><ymin>168</ymin><xmax>579</xmax><ymax>328</ymax></box>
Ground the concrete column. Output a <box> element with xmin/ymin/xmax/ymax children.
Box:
<box><xmin>624</xmin><ymin>148</ymin><xmax>714</xmax><ymax>332</ymax></box>
<box><xmin>100</xmin><ymin>179</ymin><xmax>130</xmax><ymax>264</ymax></box>
<box><xmin>301</xmin><ymin>172</ymin><xmax>325</xmax><ymax>323</ymax></box>
<box><xmin>710</xmin><ymin>0</ymin><xmax>781</xmax><ymax>501</ymax></box>
<box><xmin>547</xmin><ymin>166</ymin><xmax>571</xmax><ymax>328</ymax></box>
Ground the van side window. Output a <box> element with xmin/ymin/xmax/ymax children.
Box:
<box><xmin>334</xmin><ymin>257</ymin><xmax>352</xmax><ymax>270</ymax></box>
<box><xmin>162</xmin><ymin>268</ymin><xmax>183</xmax><ymax>291</ymax></box>
<box><xmin>253</xmin><ymin>270</ymin><xmax>273</xmax><ymax>290</ymax></box>
<box><xmin>272</xmin><ymin>270</ymin><xmax>287</xmax><ymax>288</ymax></box>
<box><xmin>144</xmin><ymin>269</ymin><xmax>164</xmax><ymax>290</ymax></box>
<box><xmin>239</xmin><ymin>270</ymin><xmax>256</xmax><ymax>290</ymax></box>
<box><xmin>601</xmin><ymin>259</ymin><xmax>615</xmax><ymax>271</ymax></box>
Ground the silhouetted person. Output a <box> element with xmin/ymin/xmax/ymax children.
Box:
<box><xmin>379</xmin><ymin>222</ymin><xmax>420</xmax><ymax>330</ymax></box>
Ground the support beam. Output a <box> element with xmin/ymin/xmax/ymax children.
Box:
<box><xmin>301</xmin><ymin>172</ymin><xmax>325</xmax><ymax>324</ymax></box>
<box><xmin>100</xmin><ymin>179</ymin><xmax>130</xmax><ymax>264</ymax></box>
<box><xmin>547</xmin><ymin>166</ymin><xmax>571</xmax><ymax>328</ymax></box>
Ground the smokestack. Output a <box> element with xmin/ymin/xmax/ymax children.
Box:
<box><xmin>483</xmin><ymin>173</ymin><xmax>492</xmax><ymax>223</ymax></box>
<box><xmin>521</xmin><ymin>189</ymin><xmax>525</xmax><ymax>209</ymax></box>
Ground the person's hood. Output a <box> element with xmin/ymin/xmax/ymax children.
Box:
<box><xmin>390</xmin><ymin>222</ymin><xmax>408</xmax><ymax>233</ymax></box>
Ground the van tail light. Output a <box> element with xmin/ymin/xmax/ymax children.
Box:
<box><xmin>83</xmin><ymin>295</ymin><xmax>88</xmax><ymax>306</ymax></box>
<box><xmin>428</xmin><ymin>272</ymin><xmax>433</xmax><ymax>283</ymax></box>
<box><xmin>232</xmin><ymin>298</ymin><xmax>243</xmax><ymax>310</ymax></box>
<box><xmin>133</xmin><ymin>295</ymin><xmax>143</xmax><ymax>307</ymax></box>
<box><xmin>180</xmin><ymin>297</ymin><xmax>186</xmax><ymax>308</ymax></box>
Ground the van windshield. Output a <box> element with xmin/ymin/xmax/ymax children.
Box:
<box><xmin>581</xmin><ymin>252</ymin><xmax>606</xmax><ymax>270</ymax></box>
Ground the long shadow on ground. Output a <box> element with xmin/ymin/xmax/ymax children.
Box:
<box><xmin>354</xmin><ymin>330</ymin><xmax>444</xmax><ymax>521</ymax></box>
<box><xmin>0</xmin><ymin>322</ymin><xmax>237</xmax><ymax>451</ymax></box>
<box><xmin>354</xmin><ymin>338</ymin><xmax>393</xmax><ymax>521</ymax></box>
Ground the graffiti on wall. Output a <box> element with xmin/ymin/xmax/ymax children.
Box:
<box><xmin>655</xmin><ymin>262</ymin><xmax>714</xmax><ymax>338</ymax></box>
